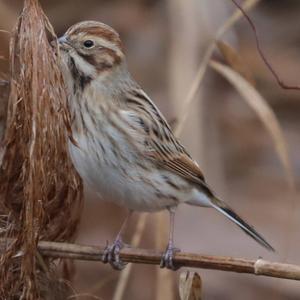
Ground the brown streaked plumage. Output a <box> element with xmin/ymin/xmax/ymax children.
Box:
<box><xmin>58</xmin><ymin>21</ymin><xmax>274</xmax><ymax>270</ymax></box>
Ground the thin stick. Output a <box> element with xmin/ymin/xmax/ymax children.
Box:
<box><xmin>112</xmin><ymin>214</ymin><xmax>148</xmax><ymax>300</ymax></box>
<box><xmin>1</xmin><ymin>239</ymin><xmax>300</xmax><ymax>281</ymax></box>
<box><xmin>230</xmin><ymin>0</ymin><xmax>300</xmax><ymax>91</ymax></box>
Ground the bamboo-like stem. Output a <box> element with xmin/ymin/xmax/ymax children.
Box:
<box><xmin>1</xmin><ymin>239</ymin><xmax>300</xmax><ymax>281</ymax></box>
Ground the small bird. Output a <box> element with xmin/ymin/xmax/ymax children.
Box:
<box><xmin>57</xmin><ymin>21</ymin><xmax>274</xmax><ymax>270</ymax></box>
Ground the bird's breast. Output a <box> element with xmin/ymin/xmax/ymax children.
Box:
<box><xmin>67</xmin><ymin>99</ymin><xmax>196</xmax><ymax>212</ymax></box>
<box><xmin>68</xmin><ymin>127</ymin><xmax>193</xmax><ymax>212</ymax></box>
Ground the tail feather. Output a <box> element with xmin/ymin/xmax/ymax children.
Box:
<box><xmin>211</xmin><ymin>198</ymin><xmax>274</xmax><ymax>252</ymax></box>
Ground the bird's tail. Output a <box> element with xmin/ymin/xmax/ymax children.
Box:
<box><xmin>210</xmin><ymin>197</ymin><xmax>274</xmax><ymax>252</ymax></box>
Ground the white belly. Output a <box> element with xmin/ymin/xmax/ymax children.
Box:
<box><xmin>69</xmin><ymin>127</ymin><xmax>212</xmax><ymax>212</ymax></box>
<box><xmin>68</xmin><ymin>134</ymin><xmax>184</xmax><ymax>211</ymax></box>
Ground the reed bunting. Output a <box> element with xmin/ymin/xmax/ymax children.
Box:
<box><xmin>57</xmin><ymin>21</ymin><xmax>274</xmax><ymax>270</ymax></box>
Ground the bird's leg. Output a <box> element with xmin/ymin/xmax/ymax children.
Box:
<box><xmin>102</xmin><ymin>210</ymin><xmax>133</xmax><ymax>270</ymax></box>
<box><xmin>160</xmin><ymin>206</ymin><xmax>180</xmax><ymax>270</ymax></box>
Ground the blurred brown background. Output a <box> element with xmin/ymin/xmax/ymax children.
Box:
<box><xmin>0</xmin><ymin>0</ymin><xmax>300</xmax><ymax>299</ymax></box>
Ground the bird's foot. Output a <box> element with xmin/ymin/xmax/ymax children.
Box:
<box><xmin>160</xmin><ymin>243</ymin><xmax>180</xmax><ymax>270</ymax></box>
<box><xmin>102</xmin><ymin>238</ymin><xmax>127</xmax><ymax>270</ymax></box>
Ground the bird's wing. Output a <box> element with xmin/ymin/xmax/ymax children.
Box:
<box><xmin>124</xmin><ymin>88</ymin><xmax>206</xmax><ymax>186</ymax></box>
<box><xmin>146</xmin><ymin>150</ymin><xmax>206</xmax><ymax>185</ymax></box>
<box><xmin>123</xmin><ymin>89</ymin><xmax>274</xmax><ymax>252</ymax></box>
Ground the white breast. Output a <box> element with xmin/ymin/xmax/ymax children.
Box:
<box><xmin>68</xmin><ymin>128</ymin><xmax>199</xmax><ymax>212</ymax></box>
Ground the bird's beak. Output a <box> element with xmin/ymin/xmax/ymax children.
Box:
<box><xmin>58</xmin><ymin>36</ymin><xmax>67</xmax><ymax>44</ymax></box>
<box><xmin>57</xmin><ymin>35</ymin><xmax>71</xmax><ymax>49</ymax></box>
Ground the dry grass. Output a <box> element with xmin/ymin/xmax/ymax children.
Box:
<box><xmin>210</xmin><ymin>60</ymin><xmax>293</xmax><ymax>187</ymax></box>
<box><xmin>179</xmin><ymin>271</ymin><xmax>202</xmax><ymax>300</ymax></box>
<box><xmin>0</xmin><ymin>0</ymin><xmax>83</xmax><ymax>298</ymax></box>
<box><xmin>173</xmin><ymin>0</ymin><xmax>260</xmax><ymax>137</ymax></box>
<box><xmin>112</xmin><ymin>214</ymin><xmax>148</xmax><ymax>300</ymax></box>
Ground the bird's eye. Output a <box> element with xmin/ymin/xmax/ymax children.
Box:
<box><xmin>83</xmin><ymin>40</ymin><xmax>94</xmax><ymax>48</ymax></box>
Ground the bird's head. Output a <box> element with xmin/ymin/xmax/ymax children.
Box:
<box><xmin>58</xmin><ymin>21</ymin><xmax>125</xmax><ymax>87</ymax></box>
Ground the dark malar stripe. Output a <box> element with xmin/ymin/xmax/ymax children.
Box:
<box><xmin>69</xmin><ymin>56</ymin><xmax>92</xmax><ymax>91</ymax></box>
<box><xmin>80</xmin><ymin>75</ymin><xmax>92</xmax><ymax>90</ymax></box>
<box><xmin>69</xmin><ymin>56</ymin><xmax>78</xmax><ymax>84</ymax></box>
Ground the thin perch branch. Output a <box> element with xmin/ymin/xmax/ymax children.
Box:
<box><xmin>1</xmin><ymin>239</ymin><xmax>300</xmax><ymax>281</ymax></box>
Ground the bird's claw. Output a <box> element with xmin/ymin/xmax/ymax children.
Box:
<box><xmin>160</xmin><ymin>244</ymin><xmax>180</xmax><ymax>270</ymax></box>
<box><xmin>102</xmin><ymin>238</ymin><xmax>127</xmax><ymax>270</ymax></box>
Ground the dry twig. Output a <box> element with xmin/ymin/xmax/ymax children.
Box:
<box><xmin>209</xmin><ymin>60</ymin><xmax>294</xmax><ymax>187</ymax></box>
<box><xmin>1</xmin><ymin>239</ymin><xmax>299</xmax><ymax>281</ymax></box>
<box><xmin>230</xmin><ymin>0</ymin><xmax>300</xmax><ymax>91</ymax></box>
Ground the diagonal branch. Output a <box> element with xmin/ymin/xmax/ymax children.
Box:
<box><xmin>1</xmin><ymin>239</ymin><xmax>300</xmax><ymax>281</ymax></box>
